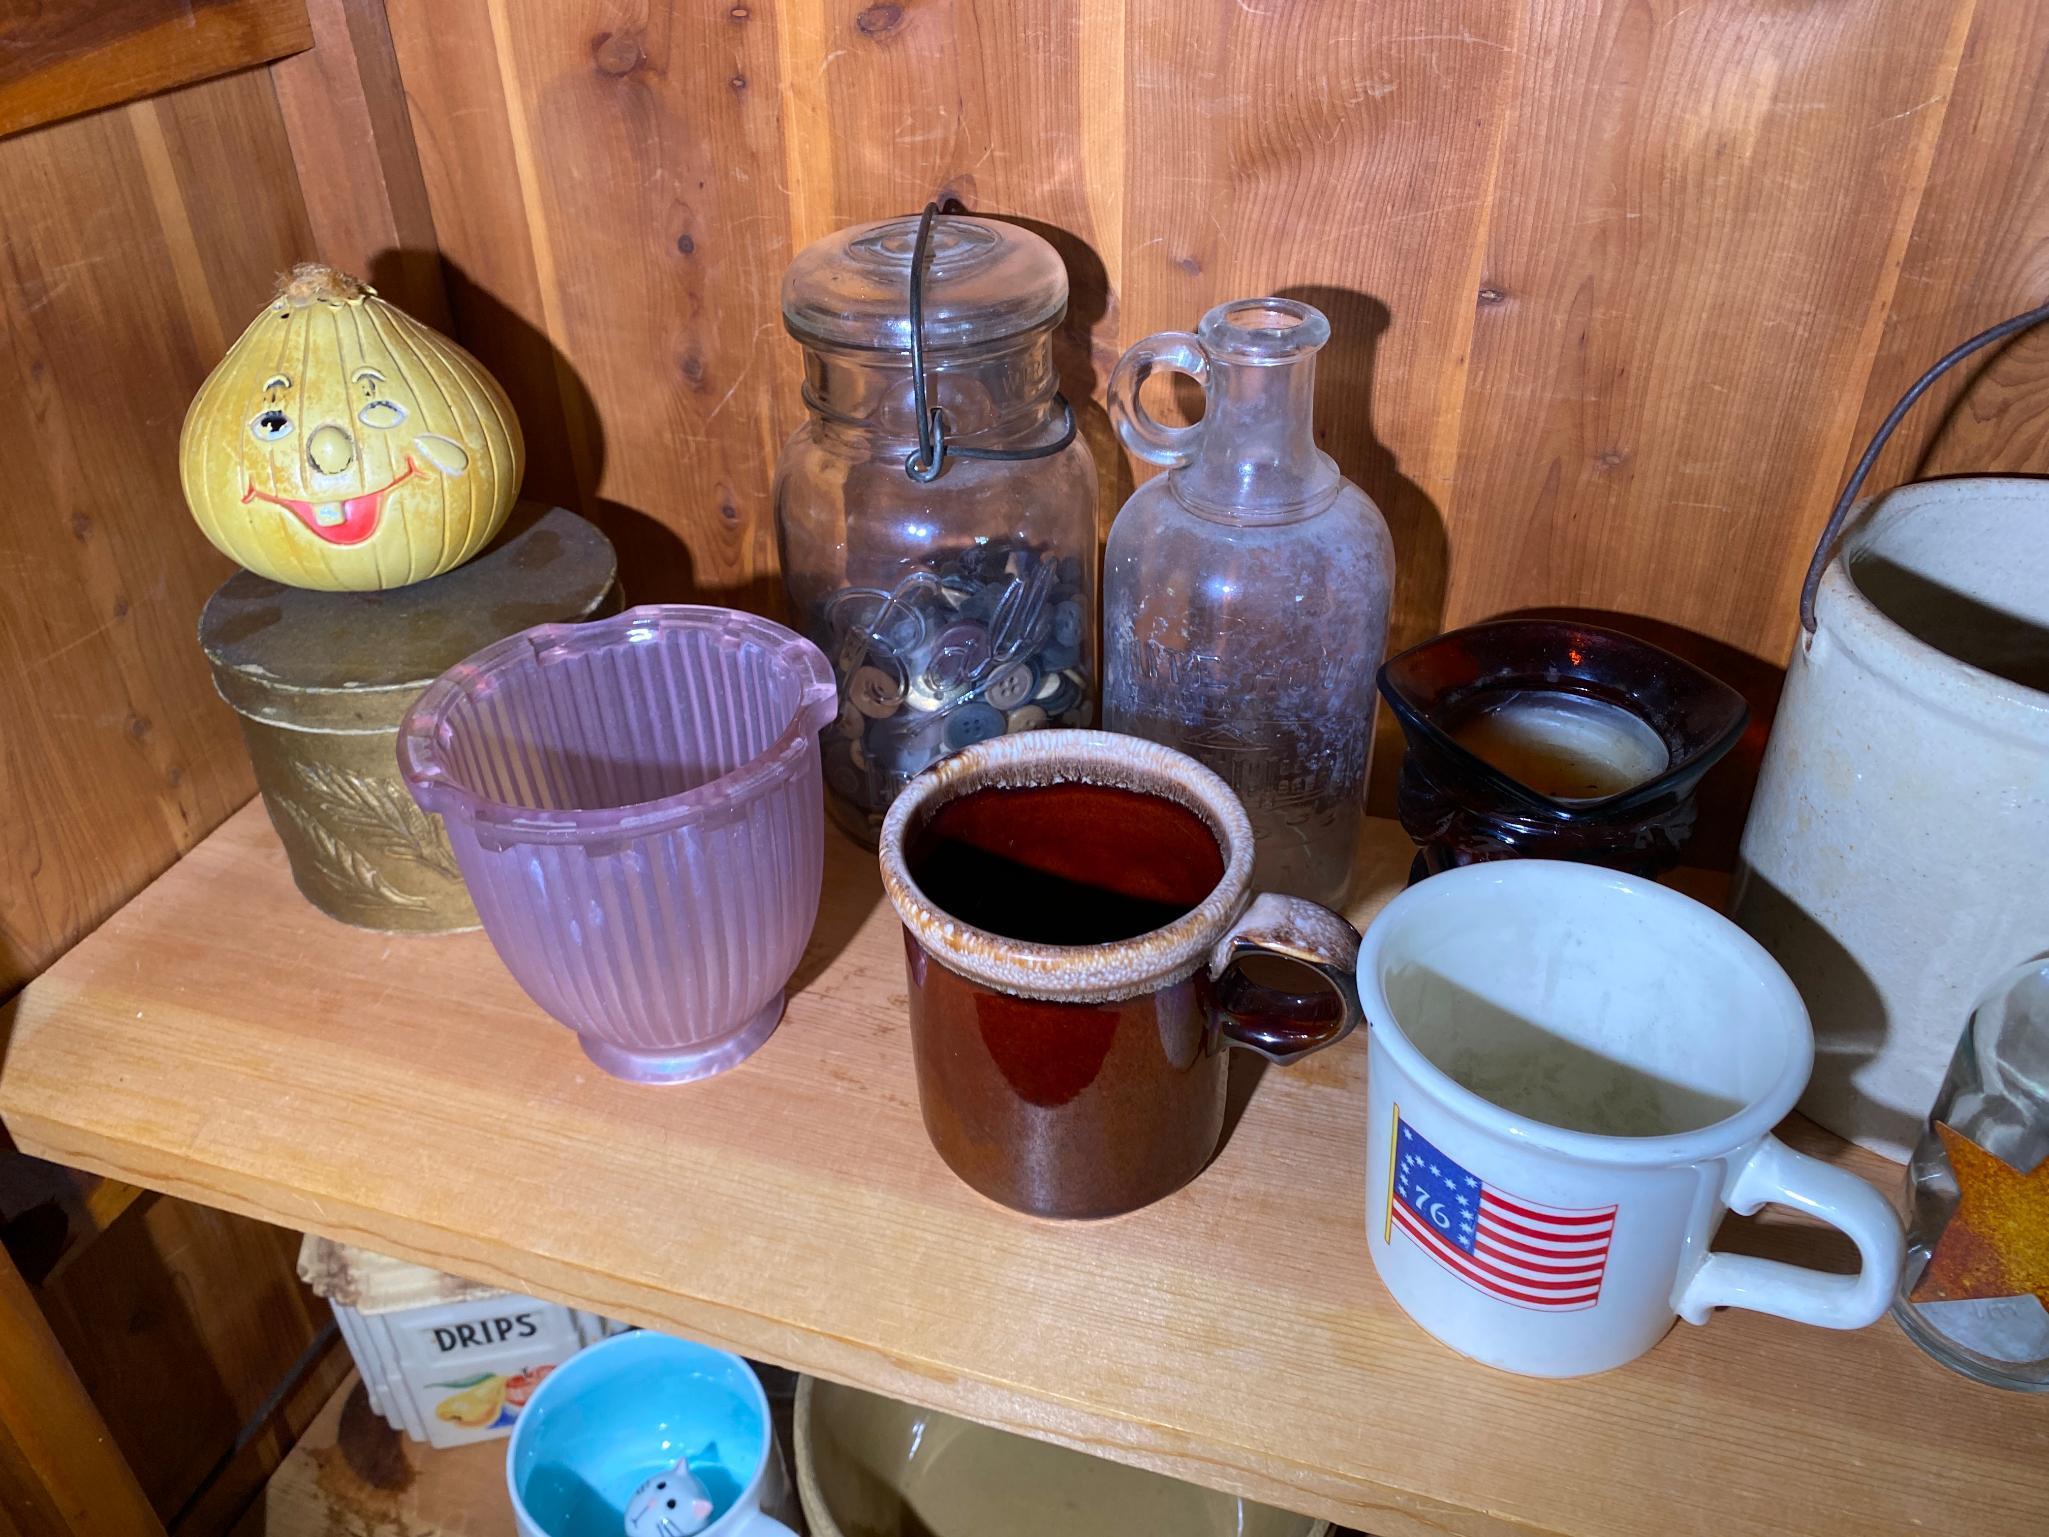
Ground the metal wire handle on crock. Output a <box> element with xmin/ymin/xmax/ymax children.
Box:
<box><xmin>1799</xmin><ymin>300</ymin><xmax>2049</xmax><ymax>634</ymax></box>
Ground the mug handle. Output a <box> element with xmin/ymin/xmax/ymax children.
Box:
<box><xmin>1208</xmin><ymin>893</ymin><xmax>1364</xmax><ymax>1064</ymax></box>
<box><xmin>1108</xmin><ymin>330</ymin><xmax>1209</xmax><ymax>467</ymax></box>
<box><xmin>1673</xmin><ymin>1134</ymin><xmax>1904</xmax><ymax>1328</ymax></box>
<box><xmin>727</xmin><ymin>1515</ymin><xmax>799</xmax><ymax>1537</ymax></box>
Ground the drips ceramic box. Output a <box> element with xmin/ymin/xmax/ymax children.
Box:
<box><xmin>299</xmin><ymin>1235</ymin><xmax>622</xmax><ymax>1448</ymax></box>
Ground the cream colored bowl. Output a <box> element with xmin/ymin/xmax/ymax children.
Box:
<box><xmin>795</xmin><ymin>1376</ymin><xmax>1330</xmax><ymax>1537</ymax></box>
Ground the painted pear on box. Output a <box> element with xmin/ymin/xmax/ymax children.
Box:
<box><xmin>179</xmin><ymin>263</ymin><xmax>523</xmax><ymax>591</ymax></box>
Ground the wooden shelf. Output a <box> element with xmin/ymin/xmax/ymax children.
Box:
<box><xmin>3</xmin><ymin>804</ymin><xmax>2044</xmax><ymax>1537</ymax></box>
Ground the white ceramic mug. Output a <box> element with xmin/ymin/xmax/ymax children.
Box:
<box><xmin>1360</xmin><ymin>860</ymin><xmax>1904</xmax><ymax>1377</ymax></box>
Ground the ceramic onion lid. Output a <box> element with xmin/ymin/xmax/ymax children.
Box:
<box><xmin>781</xmin><ymin>213</ymin><xmax>1068</xmax><ymax>353</ymax></box>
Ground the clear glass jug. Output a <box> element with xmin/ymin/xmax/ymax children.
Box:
<box><xmin>1102</xmin><ymin>298</ymin><xmax>1394</xmax><ymax>905</ymax></box>
<box><xmin>776</xmin><ymin>212</ymin><xmax>1097</xmax><ymax>845</ymax></box>
<box><xmin>1894</xmin><ymin>957</ymin><xmax>2049</xmax><ymax>1390</ymax></box>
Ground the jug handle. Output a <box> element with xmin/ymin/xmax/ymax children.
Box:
<box><xmin>1109</xmin><ymin>331</ymin><xmax>1209</xmax><ymax>468</ymax></box>
<box><xmin>1798</xmin><ymin>299</ymin><xmax>2049</xmax><ymax>637</ymax></box>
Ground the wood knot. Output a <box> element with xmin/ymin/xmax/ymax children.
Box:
<box><xmin>1476</xmin><ymin>285</ymin><xmax>1507</xmax><ymax>306</ymax></box>
<box><xmin>857</xmin><ymin>3</ymin><xmax>904</xmax><ymax>36</ymax></box>
<box><xmin>592</xmin><ymin>31</ymin><xmax>643</xmax><ymax>77</ymax></box>
<box><xmin>676</xmin><ymin>232</ymin><xmax>697</xmax><ymax>256</ymax></box>
<box><xmin>728</xmin><ymin>4</ymin><xmax>750</xmax><ymax>16</ymax></box>
<box><xmin>1594</xmin><ymin>448</ymin><xmax>1629</xmax><ymax>471</ymax></box>
<box><xmin>729</xmin><ymin>74</ymin><xmax>748</xmax><ymax>91</ymax></box>
<box><xmin>681</xmin><ymin>353</ymin><xmax>706</xmax><ymax>388</ymax></box>
<box><xmin>1174</xmin><ymin>254</ymin><xmax>1202</xmax><ymax>276</ymax></box>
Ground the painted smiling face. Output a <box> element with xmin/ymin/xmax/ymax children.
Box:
<box><xmin>180</xmin><ymin>264</ymin><xmax>523</xmax><ymax>591</ymax></box>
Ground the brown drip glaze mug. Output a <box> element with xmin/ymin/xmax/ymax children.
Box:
<box><xmin>878</xmin><ymin>730</ymin><xmax>1364</xmax><ymax>1218</ymax></box>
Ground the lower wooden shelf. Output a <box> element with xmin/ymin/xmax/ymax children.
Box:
<box><xmin>3</xmin><ymin>803</ymin><xmax>2045</xmax><ymax>1537</ymax></box>
<box><xmin>239</xmin><ymin>1368</ymin><xmax>1360</xmax><ymax>1537</ymax></box>
<box><xmin>234</xmin><ymin>1373</ymin><xmax>507</xmax><ymax>1537</ymax></box>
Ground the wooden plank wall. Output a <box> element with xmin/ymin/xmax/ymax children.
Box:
<box><xmin>3</xmin><ymin>3</ymin><xmax>2043</xmax><ymax>1002</ymax></box>
<box><xmin>0</xmin><ymin>11</ymin><xmax>359</xmax><ymax>1529</ymax></box>
<box><xmin>0</xmin><ymin>62</ymin><xmax>309</xmax><ymax>994</ymax></box>
<box><xmin>380</xmin><ymin>0</ymin><xmax>2049</xmax><ymax>762</ymax></box>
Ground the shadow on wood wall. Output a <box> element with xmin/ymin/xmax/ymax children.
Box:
<box><xmin>1005</xmin><ymin>212</ymin><xmax>1133</xmax><ymax>537</ymax></box>
<box><xmin>1278</xmin><ymin>284</ymin><xmax>1449</xmax><ymax>660</ymax></box>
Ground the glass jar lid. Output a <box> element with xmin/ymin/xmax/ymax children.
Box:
<box><xmin>782</xmin><ymin>214</ymin><xmax>1068</xmax><ymax>354</ymax></box>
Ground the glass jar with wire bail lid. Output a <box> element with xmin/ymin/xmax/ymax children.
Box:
<box><xmin>775</xmin><ymin>205</ymin><xmax>1098</xmax><ymax>845</ymax></box>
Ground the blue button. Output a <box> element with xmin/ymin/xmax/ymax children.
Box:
<box><xmin>1037</xmin><ymin>673</ymin><xmax>1082</xmax><ymax>716</ymax></box>
<box><xmin>1038</xmin><ymin>640</ymin><xmax>1080</xmax><ymax>672</ymax></box>
<box><xmin>1052</xmin><ymin>599</ymin><xmax>1083</xmax><ymax>648</ymax></box>
<box><xmin>943</xmin><ymin>702</ymin><xmax>1006</xmax><ymax>750</ymax></box>
<box><xmin>869</xmin><ymin>713</ymin><xmax>947</xmax><ymax>775</ymax></box>
<box><xmin>960</xmin><ymin>582</ymin><xmax>1004</xmax><ymax>625</ymax></box>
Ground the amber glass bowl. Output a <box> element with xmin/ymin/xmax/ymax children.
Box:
<box><xmin>1377</xmin><ymin>619</ymin><xmax>1748</xmax><ymax>880</ymax></box>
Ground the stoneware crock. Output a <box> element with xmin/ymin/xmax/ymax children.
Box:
<box><xmin>1736</xmin><ymin>476</ymin><xmax>2049</xmax><ymax>1159</ymax></box>
<box><xmin>794</xmin><ymin>1375</ymin><xmax>1329</xmax><ymax>1537</ymax></box>
<box><xmin>1734</xmin><ymin>305</ymin><xmax>2049</xmax><ymax>1160</ymax></box>
<box><xmin>878</xmin><ymin>729</ymin><xmax>1363</xmax><ymax>1219</ymax></box>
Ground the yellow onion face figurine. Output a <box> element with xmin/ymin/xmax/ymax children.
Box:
<box><xmin>180</xmin><ymin>264</ymin><xmax>523</xmax><ymax>590</ymax></box>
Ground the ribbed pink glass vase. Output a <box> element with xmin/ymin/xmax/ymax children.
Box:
<box><xmin>400</xmin><ymin>606</ymin><xmax>837</xmax><ymax>1083</ymax></box>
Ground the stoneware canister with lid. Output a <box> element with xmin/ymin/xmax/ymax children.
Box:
<box><xmin>198</xmin><ymin>504</ymin><xmax>616</xmax><ymax>931</ymax></box>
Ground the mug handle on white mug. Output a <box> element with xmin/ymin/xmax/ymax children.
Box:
<box><xmin>1208</xmin><ymin>892</ymin><xmax>1365</xmax><ymax>1064</ymax></box>
<box><xmin>1673</xmin><ymin>1135</ymin><xmax>1904</xmax><ymax>1328</ymax></box>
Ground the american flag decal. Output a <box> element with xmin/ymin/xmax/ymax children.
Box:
<box><xmin>1388</xmin><ymin>1111</ymin><xmax>1615</xmax><ymax>1311</ymax></box>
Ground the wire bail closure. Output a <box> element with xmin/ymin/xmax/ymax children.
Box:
<box><xmin>903</xmin><ymin>200</ymin><xmax>1079</xmax><ymax>483</ymax></box>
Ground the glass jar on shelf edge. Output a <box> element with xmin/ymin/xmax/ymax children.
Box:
<box><xmin>1895</xmin><ymin>956</ymin><xmax>2049</xmax><ymax>1391</ymax></box>
<box><xmin>1102</xmin><ymin>297</ymin><xmax>1394</xmax><ymax>908</ymax></box>
<box><xmin>775</xmin><ymin>211</ymin><xmax>1098</xmax><ymax>847</ymax></box>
